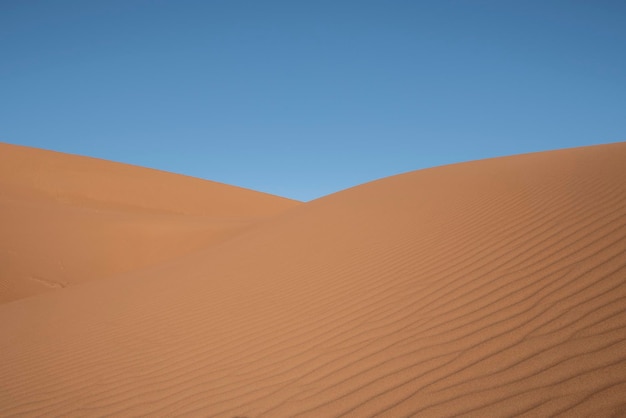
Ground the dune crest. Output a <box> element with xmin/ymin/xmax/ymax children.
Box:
<box><xmin>0</xmin><ymin>143</ymin><xmax>299</xmax><ymax>302</ymax></box>
<box><xmin>1</xmin><ymin>142</ymin><xmax>625</xmax><ymax>416</ymax></box>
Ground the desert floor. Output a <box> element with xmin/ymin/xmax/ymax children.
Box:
<box><xmin>1</xmin><ymin>142</ymin><xmax>625</xmax><ymax>417</ymax></box>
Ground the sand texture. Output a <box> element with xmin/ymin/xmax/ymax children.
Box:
<box><xmin>1</xmin><ymin>142</ymin><xmax>625</xmax><ymax>416</ymax></box>
<box><xmin>0</xmin><ymin>143</ymin><xmax>299</xmax><ymax>302</ymax></box>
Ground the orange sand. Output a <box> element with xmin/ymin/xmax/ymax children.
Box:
<box><xmin>0</xmin><ymin>143</ymin><xmax>298</xmax><ymax>302</ymax></box>
<box><xmin>1</xmin><ymin>142</ymin><xmax>625</xmax><ymax>416</ymax></box>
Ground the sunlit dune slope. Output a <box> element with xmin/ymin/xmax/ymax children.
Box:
<box><xmin>0</xmin><ymin>143</ymin><xmax>296</xmax><ymax>216</ymax></box>
<box><xmin>1</xmin><ymin>142</ymin><xmax>625</xmax><ymax>416</ymax></box>
<box><xmin>0</xmin><ymin>143</ymin><xmax>299</xmax><ymax>302</ymax></box>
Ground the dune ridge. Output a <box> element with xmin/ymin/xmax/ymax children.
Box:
<box><xmin>0</xmin><ymin>142</ymin><xmax>300</xmax><ymax>302</ymax></box>
<box><xmin>1</xmin><ymin>142</ymin><xmax>625</xmax><ymax>416</ymax></box>
<box><xmin>0</xmin><ymin>143</ymin><xmax>296</xmax><ymax>216</ymax></box>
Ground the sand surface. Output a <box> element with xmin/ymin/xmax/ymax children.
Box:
<box><xmin>1</xmin><ymin>142</ymin><xmax>625</xmax><ymax>416</ymax></box>
<box><xmin>0</xmin><ymin>143</ymin><xmax>298</xmax><ymax>302</ymax></box>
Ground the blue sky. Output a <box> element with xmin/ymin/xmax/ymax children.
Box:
<box><xmin>2</xmin><ymin>1</ymin><xmax>625</xmax><ymax>201</ymax></box>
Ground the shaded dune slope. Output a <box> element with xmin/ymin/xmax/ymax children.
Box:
<box><xmin>1</xmin><ymin>143</ymin><xmax>625</xmax><ymax>416</ymax></box>
<box><xmin>0</xmin><ymin>143</ymin><xmax>299</xmax><ymax>302</ymax></box>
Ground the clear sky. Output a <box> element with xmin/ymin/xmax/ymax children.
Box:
<box><xmin>2</xmin><ymin>1</ymin><xmax>625</xmax><ymax>201</ymax></box>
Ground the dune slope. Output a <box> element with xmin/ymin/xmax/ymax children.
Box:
<box><xmin>1</xmin><ymin>142</ymin><xmax>625</xmax><ymax>416</ymax></box>
<box><xmin>0</xmin><ymin>143</ymin><xmax>299</xmax><ymax>302</ymax></box>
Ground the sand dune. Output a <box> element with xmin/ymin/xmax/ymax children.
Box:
<box><xmin>1</xmin><ymin>142</ymin><xmax>625</xmax><ymax>416</ymax></box>
<box><xmin>0</xmin><ymin>143</ymin><xmax>299</xmax><ymax>302</ymax></box>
